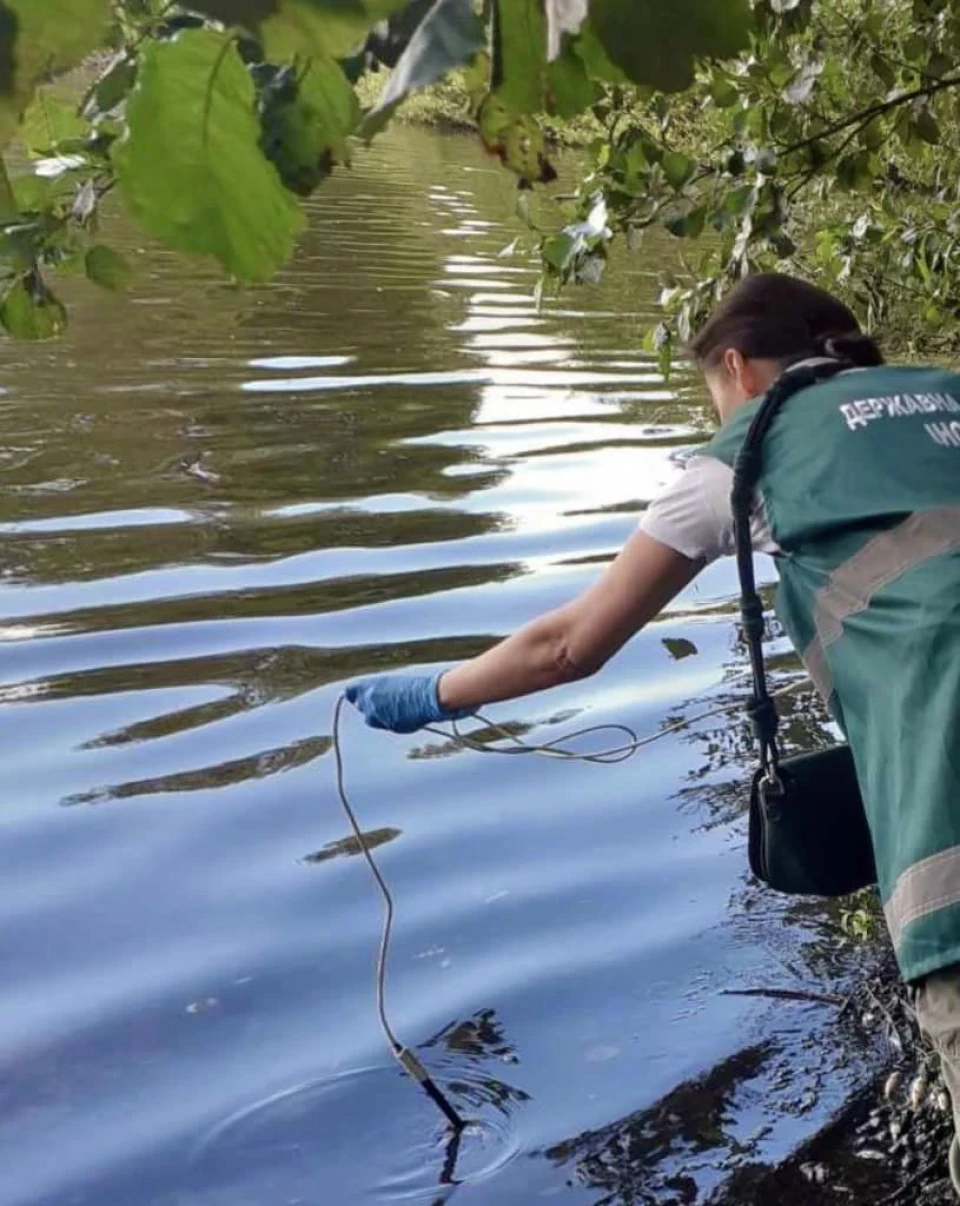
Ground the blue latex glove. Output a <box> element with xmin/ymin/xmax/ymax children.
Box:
<box><xmin>344</xmin><ymin>673</ymin><xmax>473</xmax><ymax>734</ymax></box>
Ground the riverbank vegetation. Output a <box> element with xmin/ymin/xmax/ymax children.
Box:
<box><xmin>3</xmin><ymin>0</ymin><xmax>960</xmax><ymax>363</ymax></box>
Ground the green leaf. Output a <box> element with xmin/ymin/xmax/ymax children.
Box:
<box><xmin>113</xmin><ymin>29</ymin><xmax>304</xmax><ymax>283</ymax></box>
<box><xmin>502</xmin><ymin>114</ymin><xmax>554</xmax><ymax>183</ymax></box>
<box><xmin>545</xmin><ymin>0</ymin><xmax>589</xmax><ymax>58</ymax></box>
<box><xmin>546</xmin><ymin>43</ymin><xmax>595</xmax><ymax>117</ymax></box>
<box><xmin>88</xmin><ymin>54</ymin><xmax>138</xmax><ymax>117</ymax></box>
<box><xmin>914</xmin><ymin>107</ymin><xmax>941</xmax><ymax>145</ymax></box>
<box><xmin>587</xmin><ymin>0</ymin><xmax>752</xmax><ymax>92</ymax></box>
<box><xmin>869</xmin><ymin>52</ymin><xmax>896</xmax><ymax>89</ymax></box>
<box><xmin>260</xmin><ymin>59</ymin><xmax>359</xmax><ymax>194</ymax></box>
<box><xmin>572</xmin><ymin>24</ymin><xmax>630</xmax><ymax>83</ymax></box>
<box><xmin>494</xmin><ymin>0</ymin><xmax>547</xmax><ymax>114</ymax></box>
<box><xmin>0</xmin><ymin>222</ymin><xmax>40</xmax><ymax>272</ymax></box>
<box><xmin>927</xmin><ymin>51</ymin><xmax>952</xmax><ymax>79</ymax></box>
<box><xmin>267</xmin><ymin>0</ymin><xmax>411</xmax><ymax>61</ymax></box>
<box><xmin>190</xmin><ymin>0</ymin><xmax>410</xmax><ymax>61</ymax></box>
<box><xmin>767</xmin><ymin>58</ymin><xmax>795</xmax><ymax>90</ymax></box>
<box><xmin>12</xmin><ymin>173</ymin><xmax>51</xmax><ymax>212</ymax></box>
<box><xmin>21</xmin><ymin>90</ymin><xmax>86</xmax><ymax>156</ymax></box>
<box><xmin>542</xmin><ymin>231</ymin><xmax>576</xmax><ymax>271</ymax></box>
<box><xmin>724</xmin><ymin>183</ymin><xmax>755</xmax><ymax>215</ymax></box>
<box><xmin>85</xmin><ymin>244</ymin><xmax>133</xmax><ymax>291</ymax></box>
<box><xmin>179</xmin><ymin>0</ymin><xmax>275</xmax><ymax>29</ymax></box>
<box><xmin>0</xmin><ymin>0</ymin><xmax>112</xmax><ymax>145</ymax></box>
<box><xmin>769</xmin><ymin>230</ymin><xmax>796</xmax><ymax>257</ymax></box>
<box><xmin>862</xmin><ymin>118</ymin><xmax>885</xmax><ymax>151</ymax></box>
<box><xmin>663</xmin><ymin>150</ymin><xmax>695</xmax><ymax>189</ymax></box>
<box><xmin>0</xmin><ymin>275</ymin><xmax>67</xmax><ymax>339</ymax></box>
<box><xmin>710</xmin><ymin>75</ymin><xmax>739</xmax><ymax>108</ymax></box>
<box><xmin>479</xmin><ymin>94</ymin><xmax>556</xmax><ymax>184</ymax></box>
<box><xmin>904</xmin><ymin>33</ymin><xmax>927</xmax><ymax>61</ymax></box>
<box><xmin>836</xmin><ymin>150</ymin><xmax>872</xmax><ymax>191</ymax></box>
<box><xmin>656</xmin><ymin>324</ymin><xmax>673</xmax><ymax>380</ymax></box>
<box><xmin>363</xmin><ymin>0</ymin><xmax>485</xmax><ymax>135</ymax></box>
<box><xmin>664</xmin><ymin>204</ymin><xmax>705</xmax><ymax>238</ymax></box>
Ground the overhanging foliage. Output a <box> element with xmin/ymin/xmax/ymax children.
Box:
<box><xmin>2</xmin><ymin>0</ymin><xmax>960</xmax><ymax>358</ymax></box>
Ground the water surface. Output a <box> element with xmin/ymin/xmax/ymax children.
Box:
<box><xmin>1</xmin><ymin>128</ymin><xmax>855</xmax><ymax>1206</ymax></box>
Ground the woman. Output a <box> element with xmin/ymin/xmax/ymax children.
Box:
<box><xmin>346</xmin><ymin>273</ymin><xmax>960</xmax><ymax>1188</ymax></box>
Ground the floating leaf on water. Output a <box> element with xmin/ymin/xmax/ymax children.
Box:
<box><xmin>662</xmin><ymin>638</ymin><xmax>699</xmax><ymax>661</ymax></box>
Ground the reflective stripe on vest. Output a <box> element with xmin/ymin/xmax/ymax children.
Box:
<box><xmin>800</xmin><ymin>507</ymin><xmax>960</xmax><ymax>700</ymax></box>
<box><xmin>885</xmin><ymin>846</ymin><xmax>960</xmax><ymax>952</ymax></box>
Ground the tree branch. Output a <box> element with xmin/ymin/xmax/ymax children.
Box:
<box><xmin>784</xmin><ymin>72</ymin><xmax>960</xmax><ymax>156</ymax></box>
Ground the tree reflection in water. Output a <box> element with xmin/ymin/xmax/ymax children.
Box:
<box><xmin>542</xmin><ymin>1044</ymin><xmax>777</xmax><ymax>1206</ymax></box>
<box><xmin>424</xmin><ymin>1007</ymin><xmax>531</xmax><ymax>1116</ymax></box>
<box><xmin>302</xmin><ymin>825</ymin><xmax>402</xmax><ymax>864</ymax></box>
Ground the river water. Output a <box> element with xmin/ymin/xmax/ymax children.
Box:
<box><xmin>1</xmin><ymin>129</ymin><xmax>864</xmax><ymax>1206</ymax></box>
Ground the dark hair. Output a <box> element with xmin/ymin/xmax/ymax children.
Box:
<box><xmin>689</xmin><ymin>273</ymin><xmax>884</xmax><ymax>371</ymax></box>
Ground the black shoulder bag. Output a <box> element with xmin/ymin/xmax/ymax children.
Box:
<box><xmin>731</xmin><ymin>363</ymin><xmax>877</xmax><ymax>898</ymax></box>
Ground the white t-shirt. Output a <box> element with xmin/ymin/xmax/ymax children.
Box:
<box><xmin>639</xmin><ymin>454</ymin><xmax>779</xmax><ymax>564</ymax></box>
<box><xmin>640</xmin><ymin>359</ymin><xmax>851</xmax><ymax>563</ymax></box>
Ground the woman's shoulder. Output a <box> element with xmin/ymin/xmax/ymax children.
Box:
<box><xmin>639</xmin><ymin>453</ymin><xmax>778</xmax><ymax>562</ymax></box>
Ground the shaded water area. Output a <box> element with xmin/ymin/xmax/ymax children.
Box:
<box><xmin>0</xmin><ymin>128</ymin><xmax>877</xmax><ymax>1205</ymax></box>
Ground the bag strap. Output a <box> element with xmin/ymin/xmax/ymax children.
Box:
<box><xmin>730</xmin><ymin>360</ymin><xmax>848</xmax><ymax>787</ymax></box>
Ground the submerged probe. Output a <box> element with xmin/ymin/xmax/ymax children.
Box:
<box><xmin>331</xmin><ymin>672</ymin><xmax>809</xmax><ymax>1131</ymax></box>
<box><xmin>332</xmin><ymin>695</ymin><xmax>467</xmax><ymax>1132</ymax></box>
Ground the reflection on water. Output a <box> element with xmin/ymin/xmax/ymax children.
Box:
<box><xmin>304</xmin><ymin>825</ymin><xmax>403</xmax><ymax>865</ymax></box>
<box><xmin>0</xmin><ymin>127</ymin><xmax>864</xmax><ymax>1206</ymax></box>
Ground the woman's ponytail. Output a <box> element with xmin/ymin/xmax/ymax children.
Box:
<box><xmin>817</xmin><ymin>331</ymin><xmax>885</xmax><ymax>368</ymax></box>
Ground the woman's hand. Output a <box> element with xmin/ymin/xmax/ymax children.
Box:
<box><xmin>345</xmin><ymin>673</ymin><xmax>473</xmax><ymax>734</ymax></box>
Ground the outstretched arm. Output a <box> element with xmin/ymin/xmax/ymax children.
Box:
<box><xmin>437</xmin><ymin>532</ymin><xmax>702</xmax><ymax>712</ymax></box>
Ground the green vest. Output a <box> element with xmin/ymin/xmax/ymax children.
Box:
<box><xmin>705</xmin><ymin>365</ymin><xmax>960</xmax><ymax>983</ymax></box>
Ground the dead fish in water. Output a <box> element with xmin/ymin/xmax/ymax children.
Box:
<box><xmin>883</xmin><ymin>1072</ymin><xmax>902</xmax><ymax>1101</ymax></box>
<box><xmin>909</xmin><ymin>1074</ymin><xmax>929</xmax><ymax>1110</ymax></box>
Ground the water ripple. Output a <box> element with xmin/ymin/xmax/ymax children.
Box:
<box><xmin>0</xmin><ymin>127</ymin><xmax>845</xmax><ymax>1206</ymax></box>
